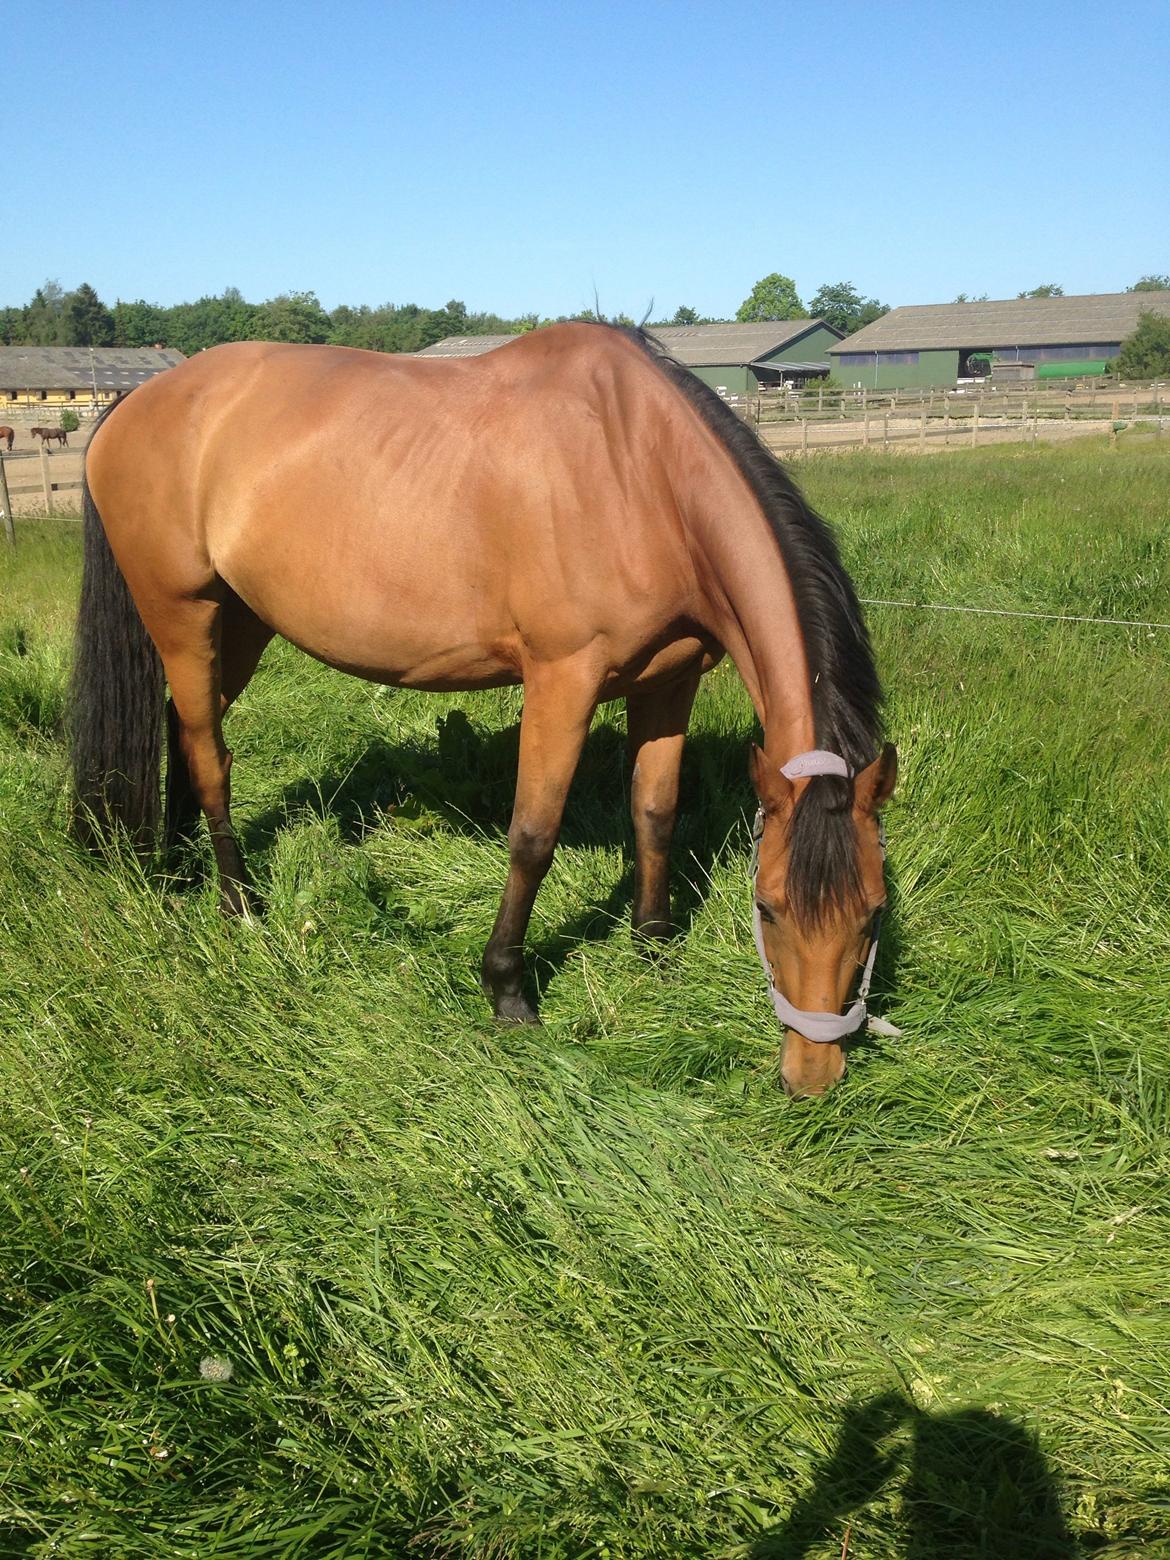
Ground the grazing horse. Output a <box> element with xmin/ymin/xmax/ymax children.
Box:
<box><xmin>0</xmin><ymin>426</ymin><xmax>13</xmax><ymax>452</ymax></box>
<box><xmin>71</xmin><ymin>325</ymin><xmax>895</xmax><ymax>1096</ymax></box>
<box><xmin>32</xmin><ymin>426</ymin><xmax>68</xmax><ymax>448</ymax></box>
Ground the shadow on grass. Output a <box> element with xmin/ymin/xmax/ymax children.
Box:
<box><xmin>227</xmin><ymin>705</ymin><xmax>909</xmax><ymax>1023</ymax></box>
<box><xmin>751</xmin><ymin>1392</ymin><xmax>1078</xmax><ymax>1559</ymax></box>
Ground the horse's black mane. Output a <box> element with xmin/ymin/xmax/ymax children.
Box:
<box><xmin>614</xmin><ymin>324</ymin><xmax>884</xmax><ymax>924</ymax></box>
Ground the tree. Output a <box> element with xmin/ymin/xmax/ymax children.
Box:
<box><xmin>807</xmin><ymin>281</ymin><xmax>888</xmax><ymax>335</ymax></box>
<box><xmin>22</xmin><ymin>281</ymin><xmax>67</xmax><ymax>345</ymax></box>
<box><xmin>252</xmin><ymin>290</ymin><xmax>330</xmax><ymax>344</ymax></box>
<box><xmin>953</xmin><ymin>293</ymin><xmax>989</xmax><ymax>303</ymax></box>
<box><xmin>1115</xmin><ymin>311</ymin><xmax>1170</xmax><ymax>378</ymax></box>
<box><xmin>671</xmin><ymin>305</ymin><xmax>701</xmax><ymax>325</ymax></box>
<box><xmin>65</xmin><ymin>283</ymin><xmax>115</xmax><ymax>346</ymax></box>
<box><xmin>736</xmin><ymin>273</ymin><xmax>807</xmax><ymax>322</ymax></box>
<box><xmin>165</xmin><ymin>289</ymin><xmax>259</xmax><ymax>354</ymax></box>
<box><xmin>1129</xmin><ymin>274</ymin><xmax>1170</xmax><ymax>292</ymax></box>
<box><xmin>113</xmin><ymin>298</ymin><xmax>168</xmax><ymax>347</ymax></box>
<box><xmin>1017</xmin><ymin>284</ymin><xmax>1064</xmax><ymax>298</ymax></box>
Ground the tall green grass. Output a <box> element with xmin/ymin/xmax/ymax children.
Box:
<box><xmin>2</xmin><ymin>443</ymin><xmax>1168</xmax><ymax>1557</ymax></box>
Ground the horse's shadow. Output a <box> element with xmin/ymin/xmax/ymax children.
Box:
<box><xmin>234</xmin><ymin>707</ymin><xmax>909</xmax><ymax>1022</ymax></box>
<box><xmin>750</xmin><ymin>1392</ymin><xmax>1081</xmax><ymax>1559</ymax></box>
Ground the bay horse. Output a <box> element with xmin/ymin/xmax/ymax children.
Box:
<box><xmin>32</xmin><ymin>426</ymin><xmax>68</xmax><ymax>448</ymax></box>
<box><xmin>70</xmin><ymin>324</ymin><xmax>896</xmax><ymax>1096</ymax></box>
<box><xmin>0</xmin><ymin>426</ymin><xmax>13</xmax><ymax>452</ymax></box>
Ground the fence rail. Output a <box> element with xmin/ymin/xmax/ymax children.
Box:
<box><xmin>0</xmin><ymin>443</ymin><xmax>83</xmax><ymax>535</ymax></box>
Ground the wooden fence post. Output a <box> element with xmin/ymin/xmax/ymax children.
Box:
<box><xmin>39</xmin><ymin>443</ymin><xmax>53</xmax><ymax>515</ymax></box>
<box><xmin>0</xmin><ymin>455</ymin><xmax>14</xmax><ymax>546</ymax></box>
<box><xmin>971</xmin><ymin>405</ymin><xmax>979</xmax><ymax>447</ymax></box>
<box><xmin>863</xmin><ymin>408</ymin><xmax>870</xmax><ymax>448</ymax></box>
<box><xmin>801</xmin><ymin>418</ymin><xmax>808</xmax><ymax>457</ymax></box>
<box><xmin>882</xmin><ymin>413</ymin><xmax>889</xmax><ymax>449</ymax></box>
<box><xmin>943</xmin><ymin>401</ymin><xmax>949</xmax><ymax>445</ymax></box>
<box><xmin>919</xmin><ymin>411</ymin><xmax>926</xmax><ymax>451</ymax></box>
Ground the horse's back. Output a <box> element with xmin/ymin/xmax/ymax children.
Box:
<box><xmin>85</xmin><ymin>328</ymin><xmax>703</xmax><ymax>689</ymax></box>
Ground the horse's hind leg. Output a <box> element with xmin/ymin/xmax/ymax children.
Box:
<box><xmin>164</xmin><ymin>589</ymin><xmax>273</xmax><ymax>859</ymax></box>
<box><xmin>482</xmin><ymin>656</ymin><xmax>602</xmax><ymax>1022</ymax></box>
<box><xmin>626</xmin><ymin>668</ymin><xmax>700</xmax><ymax>943</ymax></box>
<box><xmin>154</xmin><ymin>590</ymin><xmax>266</xmax><ymax>916</ymax></box>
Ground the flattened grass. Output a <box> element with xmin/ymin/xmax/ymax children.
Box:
<box><xmin>2</xmin><ymin>441</ymin><xmax>1168</xmax><ymax>1556</ymax></box>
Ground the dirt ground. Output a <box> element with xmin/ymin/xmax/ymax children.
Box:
<box><xmin>1</xmin><ymin>417</ymin><xmax>92</xmax><ymax>516</ymax></box>
<box><xmin>759</xmin><ymin>415</ymin><xmax>1127</xmax><ymax>457</ymax></box>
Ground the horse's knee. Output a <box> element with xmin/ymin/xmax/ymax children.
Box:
<box><xmin>634</xmin><ymin>800</ymin><xmax>676</xmax><ymax>854</ymax></box>
<box><xmin>508</xmin><ymin>821</ymin><xmax>556</xmax><ymax>876</ymax></box>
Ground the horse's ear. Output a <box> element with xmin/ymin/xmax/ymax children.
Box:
<box><xmin>749</xmin><ymin>744</ymin><xmax>794</xmax><ymax>814</ymax></box>
<box><xmin>854</xmin><ymin>743</ymin><xmax>897</xmax><ymax>815</ymax></box>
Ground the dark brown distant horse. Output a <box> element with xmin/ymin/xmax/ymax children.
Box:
<box><xmin>0</xmin><ymin>426</ymin><xmax>13</xmax><ymax>452</ymax></box>
<box><xmin>70</xmin><ymin>325</ymin><xmax>896</xmax><ymax>1096</ymax></box>
<box><xmin>32</xmin><ymin>426</ymin><xmax>68</xmax><ymax>448</ymax></box>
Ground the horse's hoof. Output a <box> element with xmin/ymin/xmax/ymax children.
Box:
<box><xmin>493</xmin><ymin>992</ymin><xmax>540</xmax><ymax>1025</ymax></box>
<box><xmin>633</xmin><ymin>917</ymin><xmax>676</xmax><ymax>955</ymax></box>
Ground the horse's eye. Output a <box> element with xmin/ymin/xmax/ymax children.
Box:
<box><xmin>755</xmin><ymin>901</ymin><xmax>776</xmax><ymax>925</ymax></box>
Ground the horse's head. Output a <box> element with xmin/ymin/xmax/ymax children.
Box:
<box><xmin>750</xmin><ymin>743</ymin><xmax>897</xmax><ymax>1098</ymax></box>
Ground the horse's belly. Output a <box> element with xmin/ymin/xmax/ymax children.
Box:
<box><xmin>219</xmin><ymin>546</ymin><xmax>522</xmax><ymax>691</ymax></box>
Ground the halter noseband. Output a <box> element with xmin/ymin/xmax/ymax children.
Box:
<box><xmin>751</xmin><ymin>749</ymin><xmax>888</xmax><ymax>1045</ymax></box>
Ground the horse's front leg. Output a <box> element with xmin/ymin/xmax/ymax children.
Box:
<box><xmin>482</xmin><ymin>656</ymin><xmax>601</xmax><ymax>1023</ymax></box>
<box><xmin>626</xmin><ymin>668</ymin><xmax>700</xmax><ymax>943</ymax></box>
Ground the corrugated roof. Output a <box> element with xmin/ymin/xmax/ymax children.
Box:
<box><xmin>0</xmin><ymin>346</ymin><xmax>186</xmax><ymax>390</ymax></box>
<box><xmin>647</xmin><ymin>320</ymin><xmax>838</xmax><ymax>366</ymax></box>
<box><xmin>414</xmin><ymin>334</ymin><xmax>520</xmax><ymax>358</ymax></box>
<box><xmin>829</xmin><ymin>291</ymin><xmax>1170</xmax><ymax>354</ymax></box>
<box><xmin>416</xmin><ymin>321</ymin><xmax>839</xmax><ymax>366</ymax></box>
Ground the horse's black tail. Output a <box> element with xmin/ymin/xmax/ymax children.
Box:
<box><xmin>69</xmin><ymin>464</ymin><xmax>165</xmax><ymax>852</ymax></box>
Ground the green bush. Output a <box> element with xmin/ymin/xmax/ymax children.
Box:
<box><xmin>58</xmin><ymin>407</ymin><xmax>79</xmax><ymax>433</ymax></box>
<box><xmin>1116</xmin><ymin>310</ymin><xmax>1170</xmax><ymax>379</ymax></box>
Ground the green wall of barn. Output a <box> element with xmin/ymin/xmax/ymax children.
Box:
<box><xmin>831</xmin><ymin>348</ymin><xmax>960</xmax><ymax>389</ymax></box>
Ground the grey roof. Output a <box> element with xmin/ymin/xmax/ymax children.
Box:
<box><xmin>829</xmin><ymin>291</ymin><xmax>1170</xmax><ymax>354</ymax></box>
<box><xmin>0</xmin><ymin>346</ymin><xmax>186</xmax><ymax>390</ymax></box>
<box><xmin>416</xmin><ymin>320</ymin><xmax>840</xmax><ymax>366</ymax></box>
<box><xmin>414</xmin><ymin>333</ymin><xmax>520</xmax><ymax>358</ymax></box>
<box><xmin>647</xmin><ymin>320</ymin><xmax>839</xmax><ymax>366</ymax></box>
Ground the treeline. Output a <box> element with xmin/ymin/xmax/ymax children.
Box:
<box><xmin>0</xmin><ymin>275</ymin><xmax>894</xmax><ymax>357</ymax></box>
<box><xmin>6</xmin><ymin>274</ymin><xmax>1164</xmax><ymax>360</ymax></box>
<box><xmin>0</xmin><ymin>281</ymin><xmax>538</xmax><ymax>357</ymax></box>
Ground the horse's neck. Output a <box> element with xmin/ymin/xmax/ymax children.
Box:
<box><xmin>682</xmin><ymin>441</ymin><xmax>817</xmax><ymax>762</ymax></box>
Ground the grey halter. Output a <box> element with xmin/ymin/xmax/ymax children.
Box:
<box><xmin>751</xmin><ymin>749</ymin><xmax>891</xmax><ymax>1044</ymax></box>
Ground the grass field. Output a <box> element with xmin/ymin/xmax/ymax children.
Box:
<box><xmin>2</xmin><ymin>438</ymin><xmax>1169</xmax><ymax>1557</ymax></box>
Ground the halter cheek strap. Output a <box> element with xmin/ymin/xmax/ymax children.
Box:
<box><xmin>752</xmin><ymin>749</ymin><xmax>887</xmax><ymax>1045</ymax></box>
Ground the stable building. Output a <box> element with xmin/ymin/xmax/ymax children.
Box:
<box><xmin>416</xmin><ymin>320</ymin><xmax>843</xmax><ymax>394</ymax></box>
<box><xmin>643</xmin><ymin>320</ymin><xmax>843</xmax><ymax>393</ymax></box>
<box><xmin>0</xmin><ymin>346</ymin><xmax>186</xmax><ymax>408</ymax></box>
<box><xmin>828</xmin><ymin>291</ymin><xmax>1170</xmax><ymax>390</ymax></box>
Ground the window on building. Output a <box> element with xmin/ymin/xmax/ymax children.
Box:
<box><xmin>838</xmin><ymin>351</ymin><xmax>920</xmax><ymax>367</ymax></box>
<box><xmin>991</xmin><ymin>343</ymin><xmax>1120</xmax><ymax>363</ymax></box>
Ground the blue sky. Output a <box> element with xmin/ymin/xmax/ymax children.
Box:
<box><xmin>7</xmin><ymin>0</ymin><xmax>1168</xmax><ymax>318</ymax></box>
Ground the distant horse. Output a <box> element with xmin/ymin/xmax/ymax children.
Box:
<box><xmin>0</xmin><ymin>426</ymin><xmax>13</xmax><ymax>452</ymax></box>
<box><xmin>70</xmin><ymin>325</ymin><xmax>896</xmax><ymax>1097</ymax></box>
<box><xmin>31</xmin><ymin>426</ymin><xmax>68</xmax><ymax>448</ymax></box>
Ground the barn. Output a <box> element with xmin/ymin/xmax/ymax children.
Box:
<box><xmin>416</xmin><ymin>320</ymin><xmax>844</xmax><ymax>394</ymax></box>
<box><xmin>640</xmin><ymin>321</ymin><xmax>843</xmax><ymax>393</ymax></box>
<box><xmin>828</xmin><ymin>291</ymin><xmax>1170</xmax><ymax>390</ymax></box>
<box><xmin>0</xmin><ymin>346</ymin><xmax>185</xmax><ymax>409</ymax></box>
